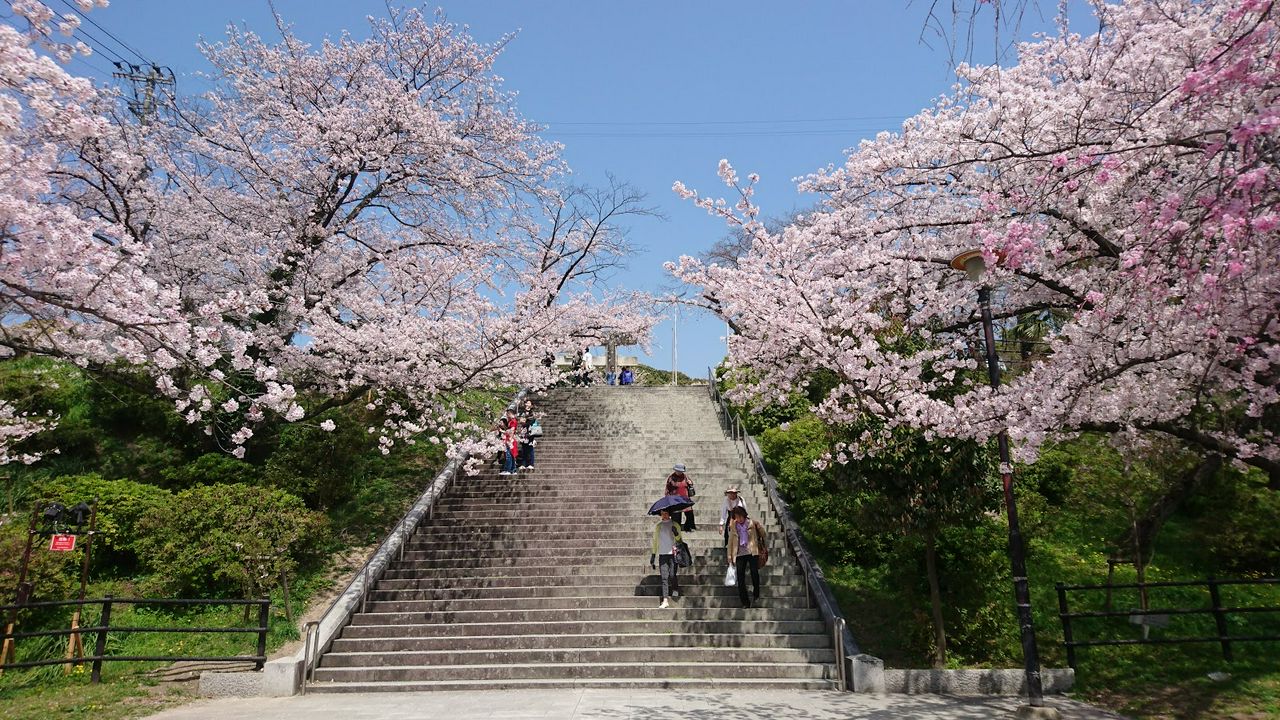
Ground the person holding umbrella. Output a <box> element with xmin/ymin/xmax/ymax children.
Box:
<box><xmin>648</xmin><ymin>497</ymin><xmax>691</xmax><ymax>609</ymax></box>
<box><xmin>664</xmin><ymin>463</ymin><xmax>697</xmax><ymax>531</ymax></box>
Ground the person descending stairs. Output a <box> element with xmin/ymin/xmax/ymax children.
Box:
<box><xmin>307</xmin><ymin>385</ymin><xmax>840</xmax><ymax>691</ymax></box>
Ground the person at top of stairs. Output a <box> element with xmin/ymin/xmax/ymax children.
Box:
<box><xmin>664</xmin><ymin>463</ymin><xmax>697</xmax><ymax>531</ymax></box>
<box><xmin>517</xmin><ymin>399</ymin><xmax>538</xmax><ymax>471</ymax></box>
<box><xmin>498</xmin><ymin>414</ymin><xmax>519</xmax><ymax>476</ymax></box>
<box><xmin>649</xmin><ymin>508</ymin><xmax>684</xmax><ymax>609</ymax></box>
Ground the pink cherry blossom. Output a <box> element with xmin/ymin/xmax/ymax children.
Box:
<box><xmin>673</xmin><ymin>0</ymin><xmax>1279</xmax><ymax>482</ymax></box>
<box><xmin>2</xmin><ymin>6</ymin><xmax>656</xmax><ymax>459</ymax></box>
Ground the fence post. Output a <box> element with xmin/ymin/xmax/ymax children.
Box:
<box><xmin>1056</xmin><ymin>583</ymin><xmax>1076</xmax><ymax>670</ymax></box>
<box><xmin>256</xmin><ymin>599</ymin><xmax>270</xmax><ymax>670</ymax></box>
<box><xmin>90</xmin><ymin>595</ymin><xmax>113</xmax><ymax>683</ymax></box>
<box><xmin>1207</xmin><ymin>576</ymin><xmax>1233</xmax><ymax>662</ymax></box>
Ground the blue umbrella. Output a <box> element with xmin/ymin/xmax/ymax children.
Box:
<box><xmin>649</xmin><ymin>495</ymin><xmax>695</xmax><ymax>515</ymax></box>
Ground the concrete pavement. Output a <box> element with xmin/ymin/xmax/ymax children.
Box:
<box><xmin>146</xmin><ymin>689</ymin><xmax>1130</xmax><ymax>719</ymax></box>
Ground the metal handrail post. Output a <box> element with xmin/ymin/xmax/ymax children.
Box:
<box><xmin>704</xmin><ymin>366</ymin><xmax>860</xmax><ymax>680</ymax></box>
<box><xmin>301</xmin><ymin>621</ymin><xmax>319</xmax><ymax>693</ymax></box>
<box><xmin>834</xmin><ymin>617</ymin><xmax>848</xmax><ymax>690</ymax></box>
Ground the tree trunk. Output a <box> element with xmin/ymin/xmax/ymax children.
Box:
<box><xmin>1118</xmin><ymin>454</ymin><xmax>1223</xmax><ymax>565</ymax></box>
<box><xmin>280</xmin><ymin>571</ymin><xmax>292</xmax><ymax>622</ymax></box>
<box><xmin>924</xmin><ymin>533</ymin><xmax>947</xmax><ymax>668</ymax></box>
<box><xmin>1131</xmin><ymin>516</ymin><xmax>1149</xmax><ymax>611</ymax></box>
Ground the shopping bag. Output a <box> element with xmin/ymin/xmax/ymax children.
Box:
<box><xmin>724</xmin><ymin>565</ymin><xmax>737</xmax><ymax>587</ymax></box>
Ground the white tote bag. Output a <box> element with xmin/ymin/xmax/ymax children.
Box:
<box><xmin>724</xmin><ymin>565</ymin><xmax>737</xmax><ymax>587</ymax></box>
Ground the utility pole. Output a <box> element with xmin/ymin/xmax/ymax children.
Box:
<box><xmin>112</xmin><ymin>62</ymin><xmax>175</xmax><ymax>124</ymax></box>
<box><xmin>670</xmin><ymin>303</ymin><xmax>679</xmax><ymax>386</ymax></box>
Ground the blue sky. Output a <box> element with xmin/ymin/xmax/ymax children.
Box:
<box><xmin>56</xmin><ymin>0</ymin><xmax>1093</xmax><ymax>377</ymax></box>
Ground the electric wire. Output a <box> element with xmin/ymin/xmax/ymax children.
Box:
<box><xmin>67</xmin><ymin>52</ymin><xmax>113</xmax><ymax>78</ymax></box>
<box><xmin>55</xmin><ymin>0</ymin><xmax>152</xmax><ymax>65</ymax></box>
<box><xmin>25</xmin><ymin>0</ymin><xmax>127</xmax><ymax>66</ymax></box>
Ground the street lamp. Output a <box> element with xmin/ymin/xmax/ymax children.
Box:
<box><xmin>950</xmin><ymin>249</ymin><xmax>1060</xmax><ymax>720</ymax></box>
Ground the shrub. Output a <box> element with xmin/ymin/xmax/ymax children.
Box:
<box><xmin>0</xmin><ymin>515</ymin><xmax>78</xmax><ymax>606</ymax></box>
<box><xmin>1190</xmin><ymin>467</ymin><xmax>1280</xmax><ymax>576</ymax></box>
<box><xmin>160</xmin><ymin>453</ymin><xmax>258</xmax><ymax>490</ymax></box>
<box><xmin>135</xmin><ymin>483</ymin><xmax>328</xmax><ymax>599</ymax></box>
<box><xmin>263</xmin><ymin>419</ymin><xmax>368</xmax><ymax>509</ymax></box>
<box><xmin>33</xmin><ymin>474</ymin><xmax>172</xmax><ymax>571</ymax></box>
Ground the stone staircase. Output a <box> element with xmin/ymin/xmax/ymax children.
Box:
<box><xmin>307</xmin><ymin>385</ymin><xmax>840</xmax><ymax>691</ymax></box>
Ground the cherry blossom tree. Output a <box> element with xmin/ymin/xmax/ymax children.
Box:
<box><xmin>672</xmin><ymin>0</ymin><xmax>1279</xmax><ymax>484</ymax></box>
<box><xmin>2</xmin><ymin>4</ymin><xmax>654</xmax><ymax>459</ymax></box>
<box><xmin>0</xmin><ymin>401</ymin><xmax>56</xmax><ymax>466</ymax></box>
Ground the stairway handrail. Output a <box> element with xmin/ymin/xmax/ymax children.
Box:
<box><xmin>706</xmin><ymin>368</ymin><xmax>860</xmax><ymax>687</ymax></box>
<box><xmin>299</xmin><ymin>388</ymin><xmax>528</xmax><ymax>688</ymax></box>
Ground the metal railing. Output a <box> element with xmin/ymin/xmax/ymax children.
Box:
<box><xmin>0</xmin><ymin>596</ymin><xmax>269</xmax><ymax>682</ymax></box>
<box><xmin>706</xmin><ymin>367</ymin><xmax>859</xmax><ymax>689</ymax></box>
<box><xmin>300</xmin><ymin>454</ymin><xmax>470</xmax><ymax>692</ymax></box>
<box><xmin>1056</xmin><ymin>576</ymin><xmax>1280</xmax><ymax>670</ymax></box>
<box><xmin>299</xmin><ymin>388</ymin><xmax>529</xmax><ymax>692</ymax></box>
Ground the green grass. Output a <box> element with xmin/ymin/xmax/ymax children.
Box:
<box><xmin>0</xmin><ymin>560</ymin><xmax>342</xmax><ymax>718</ymax></box>
<box><xmin>819</xmin><ymin>509</ymin><xmax>1280</xmax><ymax>719</ymax></box>
<box><xmin>0</xmin><ymin>672</ymin><xmax>192</xmax><ymax>720</ymax></box>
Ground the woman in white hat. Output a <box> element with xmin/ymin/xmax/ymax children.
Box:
<box><xmin>664</xmin><ymin>463</ymin><xmax>696</xmax><ymax>531</ymax></box>
<box><xmin>720</xmin><ymin>486</ymin><xmax>747</xmax><ymax>545</ymax></box>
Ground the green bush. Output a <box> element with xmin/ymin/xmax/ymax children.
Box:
<box><xmin>0</xmin><ymin>517</ymin><xmax>78</xmax><ymax>606</ymax></box>
<box><xmin>0</xmin><ymin>357</ymin><xmax>98</xmax><ymax>487</ymax></box>
<box><xmin>263</xmin><ymin>419</ymin><xmax>368</xmax><ymax>509</ymax></box>
<box><xmin>1189</xmin><ymin>467</ymin><xmax>1280</xmax><ymax>575</ymax></box>
<box><xmin>33</xmin><ymin>474</ymin><xmax>172</xmax><ymax>570</ymax></box>
<box><xmin>160</xmin><ymin>453</ymin><xmax>258</xmax><ymax>490</ymax></box>
<box><xmin>135</xmin><ymin>483</ymin><xmax>328</xmax><ymax>599</ymax></box>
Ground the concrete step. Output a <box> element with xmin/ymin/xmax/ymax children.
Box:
<box><xmin>399</xmin><ymin>540</ymin><xmax>776</xmax><ymax>552</ymax></box>
<box><xmin>369</xmin><ymin>582</ymin><xmax>806</xmax><ymax>600</ymax></box>
<box><xmin>318</xmin><ymin>646</ymin><xmax>835</xmax><ymax>668</ymax></box>
<box><xmin>328</xmin><ymin>632</ymin><xmax>830</xmax><ymax>653</ymax></box>
<box><xmin>304</xmin><ymin>677</ymin><xmax>839</xmax><ymax>692</ymax></box>
<box><xmin>310</xmin><ymin>660</ymin><xmax>835</xmax><ymax>683</ymax></box>
<box><xmin>411</xmin><ymin>523</ymin><xmax>780</xmax><ymax>535</ymax></box>
<box><xmin>378</xmin><ymin>566</ymin><xmax>801</xmax><ymax>582</ymax></box>
<box><xmin>429</xmin><ymin>500</ymin><xmax>751</xmax><ymax>512</ymax></box>
<box><xmin>383</xmin><ymin>553</ymin><xmax>790</xmax><ymax>570</ymax></box>
<box><xmin>438</xmin><ymin>488</ymin><xmax>741</xmax><ymax>498</ymax></box>
<box><xmin>360</xmin><ymin>591</ymin><xmax>798</xmax><ymax>607</ymax></box>
<box><xmin>337</xmin><ymin>618</ymin><xmax>828</xmax><ymax>639</ymax></box>
<box><xmin>348</xmin><ymin>606</ymin><xmax>821</xmax><ymax>625</ymax></box>
<box><xmin>371</xmin><ymin>568</ymin><xmax>798</xmax><ymax>586</ymax></box>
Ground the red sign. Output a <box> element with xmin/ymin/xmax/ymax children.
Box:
<box><xmin>49</xmin><ymin>534</ymin><xmax>76</xmax><ymax>552</ymax></box>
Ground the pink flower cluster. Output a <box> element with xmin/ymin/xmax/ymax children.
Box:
<box><xmin>672</xmin><ymin>0</ymin><xmax>1279</xmax><ymax>477</ymax></box>
<box><xmin>2</xmin><ymin>7</ymin><xmax>656</xmax><ymax>459</ymax></box>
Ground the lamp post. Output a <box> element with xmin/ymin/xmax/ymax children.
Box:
<box><xmin>950</xmin><ymin>250</ymin><xmax>1059</xmax><ymax>719</ymax></box>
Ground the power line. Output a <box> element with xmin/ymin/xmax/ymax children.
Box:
<box><xmin>67</xmin><ymin>52</ymin><xmax>113</xmax><ymax>78</ymax></box>
<box><xmin>25</xmin><ymin>0</ymin><xmax>127</xmax><ymax>65</ymax></box>
<box><xmin>55</xmin><ymin>0</ymin><xmax>151</xmax><ymax>65</ymax></box>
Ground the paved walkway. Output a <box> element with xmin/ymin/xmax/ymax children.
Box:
<box><xmin>148</xmin><ymin>689</ymin><xmax>1129</xmax><ymax>719</ymax></box>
